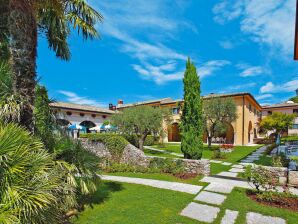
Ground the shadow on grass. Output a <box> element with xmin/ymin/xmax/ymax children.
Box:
<box><xmin>78</xmin><ymin>181</ymin><xmax>124</xmax><ymax>211</ymax></box>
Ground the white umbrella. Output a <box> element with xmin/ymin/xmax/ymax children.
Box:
<box><xmin>89</xmin><ymin>126</ymin><xmax>101</xmax><ymax>131</ymax></box>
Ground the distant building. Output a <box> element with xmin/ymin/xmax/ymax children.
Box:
<box><xmin>262</xmin><ymin>101</ymin><xmax>298</xmax><ymax>136</ymax></box>
<box><xmin>50</xmin><ymin>102</ymin><xmax>115</xmax><ymax>132</ymax></box>
<box><xmin>115</xmin><ymin>92</ymin><xmax>262</xmax><ymax>146</ymax></box>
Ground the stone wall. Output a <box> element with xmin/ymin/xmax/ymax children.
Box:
<box><xmin>80</xmin><ymin>138</ymin><xmax>210</xmax><ymax>175</ymax></box>
<box><xmin>288</xmin><ymin>171</ymin><xmax>298</xmax><ymax>187</ymax></box>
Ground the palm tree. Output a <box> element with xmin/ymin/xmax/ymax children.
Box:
<box><xmin>3</xmin><ymin>0</ymin><xmax>102</xmax><ymax>130</ymax></box>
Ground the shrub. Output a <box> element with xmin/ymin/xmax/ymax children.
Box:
<box><xmin>271</xmin><ymin>153</ymin><xmax>289</xmax><ymax>167</ymax></box>
<box><xmin>211</xmin><ymin>149</ymin><xmax>225</xmax><ymax>159</ymax></box>
<box><xmin>244</xmin><ymin>165</ymin><xmax>279</xmax><ymax>192</ymax></box>
<box><xmin>104</xmin><ymin>163</ymin><xmax>159</xmax><ymax>173</ymax></box>
<box><xmin>80</xmin><ymin>133</ymin><xmax>89</xmax><ymax>138</ymax></box>
<box><xmin>149</xmin><ymin>157</ymin><xmax>184</xmax><ymax>174</ymax></box>
<box><xmin>220</xmin><ymin>144</ymin><xmax>234</xmax><ymax>149</ymax></box>
<box><xmin>88</xmin><ymin>133</ymin><xmax>128</xmax><ymax>162</ymax></box>
<box><xmin>281</xmin><ymin>135</ymin><xmax>298</xmax><ymax>142</ymax></box>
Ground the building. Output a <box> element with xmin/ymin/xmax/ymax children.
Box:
<box><xmin>262</xmin><ymin>102</ymin><xmax>298</xmax><ymax>136</ymax></box>
<box><xmin>115</xmin><ymin>92</ymin><xmax>262</xmax><ymax>146</ymax></box>
<box><xmin>50</xmin><ymin>102</ymin><xmax>115</xmax><ymax>132</ymax></box>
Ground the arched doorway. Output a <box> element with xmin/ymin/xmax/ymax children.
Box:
<box><xmin>168</xmin><ymin>123</ymin><xmax>181</xmax><ymax>142</ymax></box>
<box><xmin>80</xmin><ymin>120</ymin><xmax>96</xmax><ymax>133</ymax></box>
<box><xmin>248</xmin><ymin>121</ymin><xmax>252</xmax><ymax>143</ymax></box>
<box><xmin>57</xmin><ymin>119</ymin><xmax>71</xmax><ymax>128</ymax></box>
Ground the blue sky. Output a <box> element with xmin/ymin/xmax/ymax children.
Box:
<box><xmin>37</xmin><ymin>0</ymin><xmax>298</xmax><ymax>107</ymax></box>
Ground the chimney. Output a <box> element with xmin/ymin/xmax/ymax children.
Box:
<box><xmin>109</xmin><ymin>103</ymin><xmax>113</xmax><ymax>110</ymax></box>
<box><xmin>118</xmin><ymin>99</ymin><xmax>124</xmax><ymax>105</ymax></box>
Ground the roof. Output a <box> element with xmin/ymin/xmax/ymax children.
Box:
<box><xmin>262</xmin><ymin>102</ymin><xmax>298</xmax><ymax>109</ymax></box>
<box><xmin>203</xmin><ymin>92</ymin><xmax>262</xmax><ymax>108</ymax></box>
<box><xmin>117</xmin><ymin>98</ymin><xmax>173</xmax><ymax>108</ymax></box>
<box><xmin>50</xmin><ymin>102</ymin><xmax>115</xmax><ymax>114</ymax></box>
<box><xmin>117</xmin><ymin>92</ymin><xmax>262</xmax><ymax>109</ymax></box>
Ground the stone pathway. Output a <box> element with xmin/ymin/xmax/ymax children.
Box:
<box><xmin>240</xmin><ymin>145</ymin><xmax>267</xmax><ymax>164</ymax></box>
<box><xmin>221</xmin><ymin>209</ymin><xmax>239</xmax><ymax>224</ymax></box>
<box><xmin>194</xmin><ymin>191</ymin><xmax>227</xmax><ymax>205</ymax></box>
<box><xmin>100</xmin><ymin>175</ymin><xmax>202</xmax><ymax>194</ymax></box>
<box><xmin>246</xmin><ymin>212</ymin><xmax>286</xmax><ymax>224</ymax></box>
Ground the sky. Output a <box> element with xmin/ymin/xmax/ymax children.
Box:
<box><xmin>37</xmin><ymin>0</ymin><xmax>298</xmax><ymax>108</ymax></box>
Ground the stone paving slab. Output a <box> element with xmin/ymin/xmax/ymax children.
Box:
<box><xmin>210</xmin><ymin>160</ymin><xmax>223</xmax><ymax>163</ymax></box>
<box><xmin>201</xmin><ymin>176</ymin><xmax>252</xmax><ymax>189</ymax></box>
<box><xmin>194</xmin><ymin>191</ymin><xmax>227</xmax><ymax>205</ymax></box>
<box><xmin>204</xmin><ymin>183</ymin><xmax>234</xmax><ymax>194</ymax></box>
<box><xmin>232</xmin><ymin>164</ymin><xmax>244</xmax><ymax>169</ymax></box>
<box><xmin>101</xmin><ymin>175</ymin><xmax>203</xmax><ymax>194</ymax></box>
<box><xmin>180</xmin><ymin>202</ymin><xmax>220</xmax><ymax>223</ymax></box>
<box><xmin>246</xmin><ymin>212</ymin><xmax>286</xmax><ymax>224</ymax></box>
<box><xmin>221</xmin><ymin>209</ymin><xmax>239</xmax><ymax>224</ymax></box>
<box><xmin>222</xmin><ymin>162</ymin><xmax>232</xmax><ymax>166</ymax></box>
<box><xmin>229</xmin><ymin>168</ymin><xmax>244</xmax><ymax>173</ymax></box>
<box><xmin>217</xmin><ymin>171</ymin><xmax>238</xmax><ymax>177</ymax></box>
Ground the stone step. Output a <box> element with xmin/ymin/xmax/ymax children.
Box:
<box><xmin>221</xmin><ymin>209</ymin><xmax>239</xmax><ymax>224</ymax></box>
<box><xmin>194</xmin><ymin>191</ymin><xmax>227</xmax><ymax>205</ymax></box>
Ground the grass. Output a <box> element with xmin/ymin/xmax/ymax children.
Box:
<box><xmin>73</xmin><ymin>182</ymin><xmax>298</xmax><ymax>224</ymax></box>
<box><xmin>143</xmin><ymin>148</ymin><xmax>180</xmax><ymax>158</ymax></box>
<box><xmin>73</xmin><ymin>181</ymin><xmax>199</xmax><ymax>224</ymax></box>
<box><xmin>152</xmin><ymin>143</ymin><xmax>262</xmax><ymax>163</ymax></box>
<box><xmin>210</xmin><ymin>163</ymin><xmax>231</xmax><ymax>175</ymax></box>
<box><xmin>254</xmin><ymin>155</ymin><xmax>272</xmax><ymax>166</ymax></box>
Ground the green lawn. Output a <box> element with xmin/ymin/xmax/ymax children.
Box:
<box><xmin>73</xmin><ymin>181</ymin><xmax>199</xmax><ymax>224</ymax></box>
<box><xmin>144</xmin><ymin>148</ymin><xmax>180</xmax><ymax>158</ymax></box>
<box><xmin>73</xmin><ymin>182</ymin><xmax>298</xmax><ymax>224</ymax></box>
<box><xmin>254</xmin><ymin>155</ymin><xmax>272</xmax><ymax>166</ymax></box>
<box><xmin>152</xmin><ymin>144</ymin><xmax>262</xmax><ymax>163</ymax></box>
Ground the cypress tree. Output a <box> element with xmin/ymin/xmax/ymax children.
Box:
<box><xmin>181</xmin><ymin>58</ymin><xmax>203</xmax><ymax>159</ymax></box>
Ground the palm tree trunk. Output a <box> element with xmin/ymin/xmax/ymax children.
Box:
<box><xmin>8</xmin><ymin>0</ymin><xmax>37</xmax><ymax>130</ymax></box>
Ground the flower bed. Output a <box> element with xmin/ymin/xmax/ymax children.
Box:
<box><xmin>219</xmin><ymin>144</ymin><xmax>234</xmax><ymax>153</ymax></box>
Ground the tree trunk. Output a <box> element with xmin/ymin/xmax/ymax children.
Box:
<box><xmin>208</xmin><ymin>136</ymin><xmax>212</xmax><ymax>148</ymax></box>
<box><xmin>8</xmin><ymin>0</ymin><xmax>37</xmax><ymax>130</ymax></box>
<box><xmin>138</xmin><ymin>134</ymin><xmax>147</xmax><ymax>151</ymax></box>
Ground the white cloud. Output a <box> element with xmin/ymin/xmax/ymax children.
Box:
<box><xmin>197</xmin><ymin>60</ymin><xmax>231</xmax><ymax>78</ymax></box>
<box><xmin>236</xmin><ymin>63</ymin><xmax>265</xmax><ymax>77</ymax></box>
<box><xmin>58</xmin><ymin>90</ymin><xmax>106</xmax><ymax>107</ymax></box>
<box><xmin>260</xmin><ymin>78</ymin><xmax>298</xmax><ymax>93</ymax></box>
<box><xmin>213</xmin><ymin>0</ymin><xmax>295</xmax><ymax>56</ymax></box>
<box><xmin>132</xmin><ymin>60</ymin><xmax>230</xmax><ymax>84</ymax></box>
<box><xmin>255</xmin><ymin>94</ymin><xmax>273</xmax><ymax>100</ymax></box>
<box><xmin>219</xmin><ymin>40</ymin><xmax>235</xmax><ymax>49</ymax></box>
<box><xmin>224</xmin><ymin>82</ymin><xmax>256</xmax><ymax>92</ymax></box>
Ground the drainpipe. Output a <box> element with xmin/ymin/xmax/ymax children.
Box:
<box><xmin>242</xmin><ymin>95</ymin><xmax>245</xmax><ymax>145</ymax></box>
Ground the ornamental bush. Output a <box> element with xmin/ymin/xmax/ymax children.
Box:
<box><xmin>122</xmin><ymin>134</ymin><xmax>156</xmax><ymax>147</ymax></box>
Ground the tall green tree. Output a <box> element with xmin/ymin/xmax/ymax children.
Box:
<box><xmin>203</xmin><ymin>97</ymin><xmax>237</xmax><ymax>147</ymax></box>
<box><xmin>1</xmin><ymin>0</ymin><xmax>103</xmax><ymax>130</ymax></box>
<box><xmin>112</xmin><ymin>106</ymin><xmax>169</xmax><ymax>150</ymax></box>
<box><xmin>289</xmin><ymin>96</ymin><xmax>298</xmax><ymax>103</ymax></box>
<box><xmin>180</xmin><ymin>58</ymin><xmax>203</xmax><ymax>159</ymax></box>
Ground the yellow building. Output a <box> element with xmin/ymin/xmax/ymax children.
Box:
<box><xmin>116</xmin><ymin>92</ymin><xmax>262</xmax><ymax>146</ymax></box>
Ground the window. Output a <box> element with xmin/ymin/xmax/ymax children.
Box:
<box><xmin>253</xmin><ymin>108</ymin><xmax>256</xmax><ymax>115</ymax></box>
<box><xmin>66</xmin><ymin>111</ymin><xmax>72</xmax><ymax>116</ymax></box>
<box><xmin>248</xmin><ymin>104</ymin><xmax>252</xmax><ymax>112</ymax></box>
<box><xmin>172</xmin><ymin>107</ymin><xmax>180</xmax><ymax>115</ymax></box>
<box><xmin>292</xmin><ymin>124</ymin><xmax>298</xmax><ymax>129</ymax></box>
<box><xmin>267</xmin><ymin>111</ymin><xmax>272</xmax><ymax>115</ymax></box>
<box><xmin>102</xmin><ymin>115</ymin><xmax>107</xmax><ymax>119</ymax></box>
<box><xmin>91</xmin><ymin>114</ymin><xmax>96</xmax><ymax>118</ymax></box>
<box><xmin>293</xmin><ymin>109</ymin><xmax>298</xmax><ymax>115</ymax></box>
<box><xmin>79</xmin><ymin>113</ymin><xmax>85</xmax><ymax>117</ymax></box>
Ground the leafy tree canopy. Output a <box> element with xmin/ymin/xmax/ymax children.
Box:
<box><xmin>289</xmin><ymin>96</ymin><xmax>298</xmax><ymax>103</ymax></box>
<box><xmin>203</xmin><ymin>97</ymin><xmax>237</xmax><ymax>147</ymax></box>
<box><xmin>260</xmin><ymin>112</ymin><xmax>296</xmax><ymax>134</ymax></box>
<box><xmin>111</xmin><ymin>106</ymin><xmax>170</xmax><ymax>150</ymax></box>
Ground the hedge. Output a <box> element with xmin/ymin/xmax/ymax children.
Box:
<box><xmin>85</xmin><ymin>133</ymin><xmax>128</xmax><ymax>162</ymax></box>
<box><xmin>281</xmin><ymin>136</ymin><xmax>298</xmax><ymax>142</ymax></box>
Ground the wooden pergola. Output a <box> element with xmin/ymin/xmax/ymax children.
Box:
<box><xmin>295</xmin><ymin>0</ymin><xmax>298</xmax><ymax>60</ymax></box>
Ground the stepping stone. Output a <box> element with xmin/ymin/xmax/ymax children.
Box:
<box><xmin>194</xmin><ymin>191</ymin><xmax>227</xmax><ymax>205</ymax></box>
<box><xmin>232</xmin><ymin>164</ymin><xmax>243</xmax><ymax>169</ymax></box>
<box><xmin>221</xmin><ymin>209</ymin><xmax>239</xmax><ymax>224</ymax></box>
<box><xmin>180</xmin><ymin>202</ymin><xmax>220</xmax><ymax>223</ymax></box>
<box><xmin>229</xmin><ymin>168</ymin><xmax>244</xmax><ymax>173</ymax></box>
<box><xmin>210</xmin><ymin>160</ymin><xmax>223</xmax><ymax>163</ymax></box>
<box><xmin>204</xmin><ymin>183</ymin><xmax>234</xmax><ymax>194</ymax></box>
<box><xmin>246</xmin><ymin>212</ymin><xmax>286</xmax><ymax>224</ymax></box>
<box><xmin>217</xmin><ymin>171</ymin><xmax>238</xmax><ymax>177</ymax></box>
<box><xmin>222</xmin><ymin>162</ymin><xmax>232</xmax><ymax>166</ymax></box>
<box><xmin>201</xmin><ymin>176</ymin><xmax>252</xmax><ymax>189</ymax></box>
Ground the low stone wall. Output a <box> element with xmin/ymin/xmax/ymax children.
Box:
<box><xmin>80</xmin><ymin>138</ymin><xmax>210</xmax><ymax>176</ymax></box>
<box><xmin>288</xmin><ymin>171</ymin><xmax>298</xmax><ymax>187</ymax></box>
